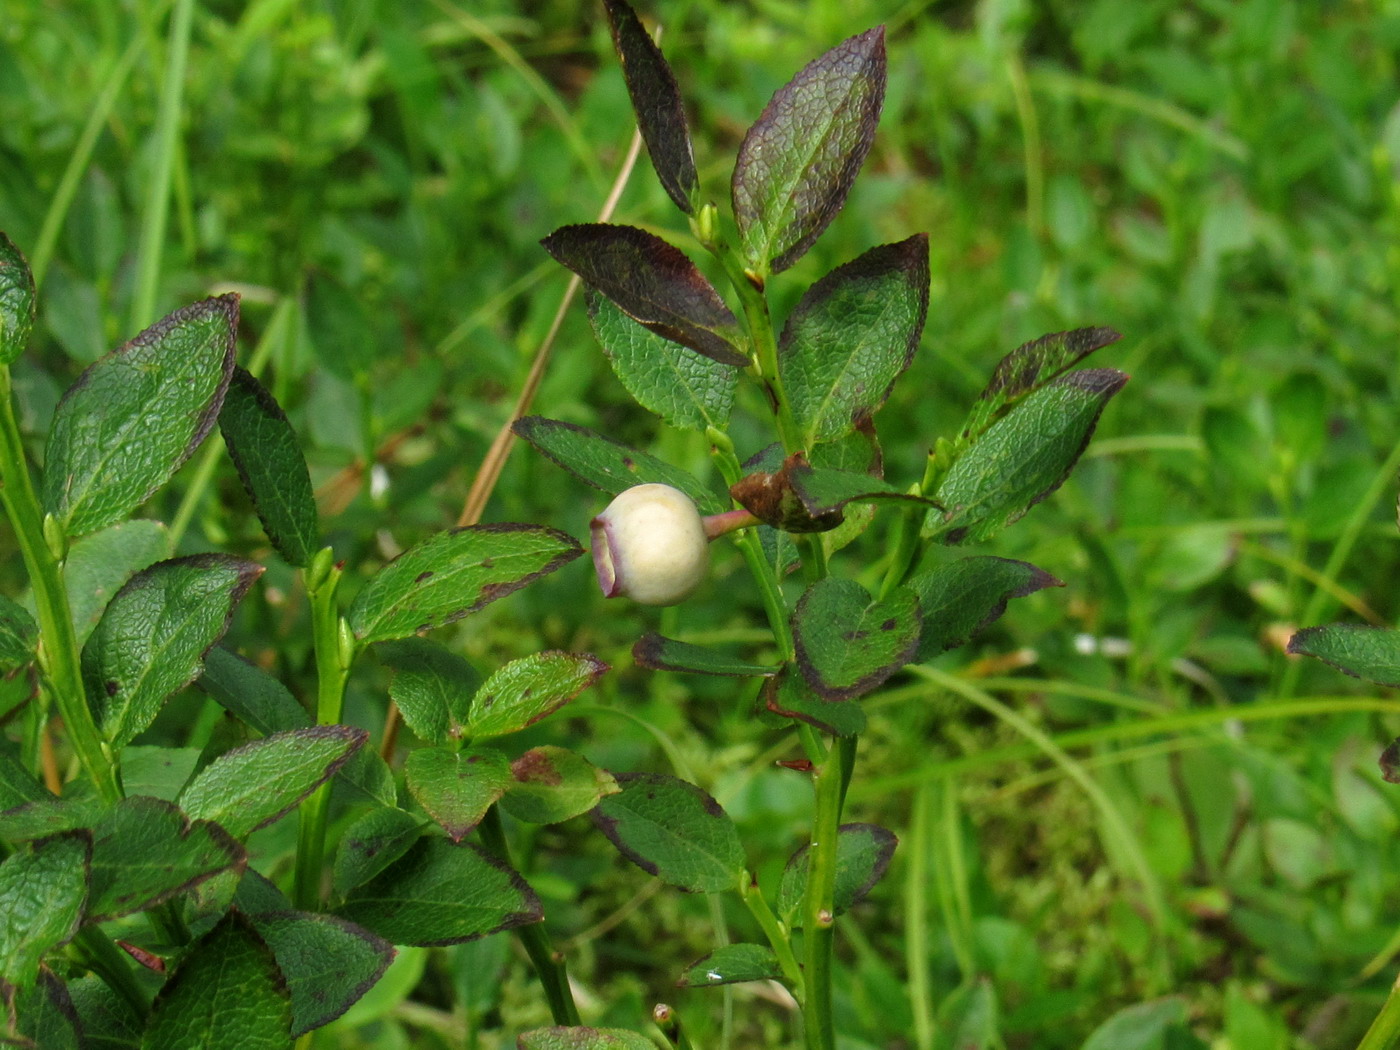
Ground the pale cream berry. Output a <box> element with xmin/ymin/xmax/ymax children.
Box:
<box><xmin>590</xmin><ymin>484</ymin><xmax>710</xmax><ymax>606</ymax></box>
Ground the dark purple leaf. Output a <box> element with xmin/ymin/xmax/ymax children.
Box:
<box><xmin>541</xmin><ymin>224</ymin><xmax>746</xmax><ymax>366</ymax></box>
<box><xmin>603</xmin><ymin>0</ymin><xmax>698</xmax><ymax>213</ymax></box>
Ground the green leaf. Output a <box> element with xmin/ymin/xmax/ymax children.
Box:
<box><xmin>602</xmin><ymin>0</ymin><xmax>697</xmax><ymax>213</ymax></box>
<box><xmin>83</xmin><ymin>555</ymin><xmax>262</xmax><ymax>749</ymax></box>
<box><xmin>43</xmin><ymin>294</ymin><xmax>238</xmax><ymax>538</ymax></box>
<box><xmin>518</xmin><ymin>1028</ymin><xmax>658</xmax><ymax>1050</ymax></box>
<box><xmin>588</xmin><ymin>291</ymin><xmax>736</xmax><ymax>431</ymax></box>
<box><xmin>87</xmin><ymin>796</ymin><xmax>243</xmax><ymax>920</ymax></box>
<box><xmin>219</xmin><ymin>366</ymin><xmax>319</xmax><ymax>567</ymax></box>
<box><xmin>762</xmin><ymin>668</ymin><xmax>866</xmax><ymax>737</ymax></box>
<box><xmin>931</xmin><ymin>369</ymin><xmax>1128</xmax><ymax>545</ymax></box>
<box><xmin>405</xmin><ymin>746</ymin><xmax>511</xmax><ymax>841</ymax></box>
<box><xmin>377</xmin><ymin>638</ymin><xmax>481</xmax><ymax>745</ymax></box>
<box><xmin>0</xmin><ymin>664</ymin><xmax>35</xmax><ymax>723</ymax></box>
<box><xmin>513</xmin><ymin>416</ymin><xmax>722</xmax><ymax>513</ymax></box>
<box><xmin>335</xmin><ymin>749</ymin><xmax>398</xmax><ymax>809</ymax></box>
<box><xmin>632</xmin><ymin>634</ymin><xmax>777</xmax><ymax>677</ymax></box>
<box><xmin>591</xmin><ymin>772</ymin><xmax>745</xmax><ymax>893</ymax></box>
<box><xmin>792</xmin><ymin>578</ymin><xmax>920</xmax><ymax>701</ymax></box>
<box><xmin>0</xmin><ymin>832</ymin><xmax>89</xmax><ymax>986</ymax></box>
<box><xmin>961</xmin><ymin>326</ymin><xmax>1122</xmax><ymax>442</ymax></box>
<box><xmin>248</xmin><ymin>911</ymin><xmax>394</xmax><ymax>1037</ymax></box>
<box><xmin>333</xmin><ymin>808</ymin><xmax>427</xmax><ymax>897</ymax></box>
<box><xmin>0</xmin><ymin>592</ymin><xmax>37</xmax><ymax>669</ymax></box>
<box><xmin>0</xmin><ymin>747</ymin><xmax>48</xmax><ymax>809</ymax></box>
<box><xmin>501</xmin><ymin>747</ymin><xmax>620</xmax><ymax>825</ymax></box>
<box><xmin>336</xmin><ymin>837</ymin><xmax>542</xmax><ymax>947</ymax></box>
<box><xmin>732</xmin><ymin>27</ymin><xmax>886</xmax><ymax>273</ymax></box>
<box><xmin>198</xmin><ymin>647</ymin><xmax>311</xmax><ymax>735</ymax></box>
<box><xmin>121</xmin><ymin>746</ymin><xmax>201</xmax><ymax>801</ymax></box>
<box><xmin>677</xmin><ymin>943</ymin><xmax>783</xmax><ymax>988</ymax></box>
<box><xmin>14</xmin><ymin>969</ymin><xmax>82</xmax><ymax>1050</ymax></box>
<box><xmin>906</xmin><ymin>557</ymin><xmax>1063</xmax><ymax>660</ymax></box>
<box><xmin>0</xmin><ymin>232</ymin><xmax>36</xmax><ymax>365</ymax></box>
<box><xmin>70</xmin><ymin>974</ymin><xmax>144</xmax><ymax>1049</ymax></box>
<box><xmin>348</xmin><ymin>524</ymin><xmax>582</xmax><ymax>645</ymax></box>
<box><xmin>775</xmin><ymin>822</ymin><xmax>897</xmax><ymax>927</ymax></box>
<box><xmin>63</xmin><ymin>519</ymin><xmax>173</xmax><ymax>645</ymax></box>
<box><xmin>1080</xmin><ymin>997</ymin><xmax>1190</xmax><ymax>1050</ymax></box>
<box><xmin>541</xmin><ymin>224</ymin><xmax>746</xmax><ymax>366</ymax></box>
<box><xmin>781</xmin><ymin>236</ymin><xmax>929</xmax><ymax>443</ymax></box>
<box><xmin>467</xmin><ymin>651</ymin><xmax>608</xmax><ymax>740</ymax></box>
<box><xmin>1286</xmin><ymin>625</ymin><xmax>1400</xmax><ymax>687</ymax></box>
<box><xmin>142</xmin><ymin>912</ymin><xmax>292</xmax><ymax>1050</ymax></box>
<box><xmin>180</xmin><ymin>726</ymin><xmax>367</xmax><ymax>839</ymax></box>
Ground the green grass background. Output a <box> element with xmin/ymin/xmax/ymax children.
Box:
<box><xmin>4</xmin><ymin>0</ymin><xmax>1400</xmax><ymax>1047</ymax></box>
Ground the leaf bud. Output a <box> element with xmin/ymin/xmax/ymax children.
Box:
<box><xmin>590</xmin><ymin>484</ymin><xmax>710</xmax><ymax>606</ymax></box>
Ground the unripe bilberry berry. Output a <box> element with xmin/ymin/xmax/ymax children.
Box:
<box><xmin>590</xmin><ymin>484</ymin><xmax>710</xmax><ymax>606</ymax></box>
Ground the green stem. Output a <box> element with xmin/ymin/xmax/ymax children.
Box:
<box><xmin>905</xmin><ymin>784</ymin><xmax>935</xmax><ymax>1050</ymax></box>
<box><xmin>1358</xmin><ymin>971</ymin><xmax>1400</xmax><ymax>1050</ymax></box>
<box><xmin>0</xmin><ymin>367</ymin><xmax>120</xmax><ymax>803</ymax></box>
<box><xmin>292</xmin><ymin>555</ymin><xmax>350</xmax><ymax>910</ymax></box>
<box><xmin>802</xmin><ymin>736</ymin><xmax>849</xmax><ymax>1050</ymax></box>
<box><xmin>478</xmin><ymin>806</ymin><xmax>580</xmax><ymax>1025</ymax></box>
<box><xmin>72</xmin><ymin>926</ymin><xmax>151</xmax><ymax>1021</ymax></box>
<box><xmin>707</xmin><ymin>239</ymin><xmax>805</xmax><ymax>456</ymax></box>
<box><xmin>739</xmin><ymin>871</ymin><xmax>804</xmax><ymax>997</ymax></box>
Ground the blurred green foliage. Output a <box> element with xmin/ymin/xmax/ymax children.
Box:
<box><xmin>5</xmin><ymin>0</ymin><xmax>1400</xmax><ymax>1046</ymax></box>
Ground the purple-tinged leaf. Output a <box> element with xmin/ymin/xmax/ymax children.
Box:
<box><xmin>336</xmin><ymin>837</ymin><xmax>542</xmax><ymax>946</ymax></box>
<box><xmin>591</xmin><ymin>772</ymin><xmax>744</xmax><ymax>893</ymax></box>
<box><xmin>502</xmin><ymin>747</ymin><xmax>619</xmax><ymax>825</ymax></box>
<box><xmin>83</xmin><ymin>554</ymin><xmax>263</xmax><ymax>749</ymax></box>
<box><xmin>248</xmin><ymin>910</ymin><xmax>395</xmax><ymax>1037</ymax></box>
<box><xmin>780</xmin><ymin>236</ymin><xmax>929</xmax><ymax>442</ymax></box>
<box><xmin>906</xmin><ymin>557</ymin><xmax>1063</xmax><ymax>660</ymax></box>
<box><xmin>931</xmin><ymin>369</ymin><xmax>1129</xmax><ymax>545</ymax></box>
<box><xmin>603</xmin><ymin>0</ymin><xmax>698</xmax><ymax>213</ymax></box>
<box><xmin>0</xmin><ymin>232</ymin><xmax>35</xmax><ymax>365</ymax></box>
<box><xmin>730</xmin><ymin>453</ymin><xmax>846</xmax><ymax>534</ymax></box>
<box><xmin>468</xmin><ymin>651</ymin><xmax>608</xmax><ymax>740</ymax></box>
<box><xmin>405</xmin><ymin>746</ymin><xmax>511</xmax><ymax>841</ymax></box>
<box><xmin>792</xmin><ymin>577</ymin><xmax>920</xmax><ymax>701</ymax></box>
<box><xmin>762</xmin><ymin>668</ymin><xmax>865</xmax><ymax>737</ymax></box>
<box><xmin>541</xmin><ymin>223</ymin><xmax>747</xmax><ymax>366</ymax></box>
<box><xmin>43</xmin><ymin>294</ymin><xmax>239</xmax><ymax>538</ymax></box>
<box><xmin>732</xmin><ymin>27</ymin><xmax>886</xmax><ymax>273</ymax></box>
<box><xmin>514</xmin><ymin>415</ymin><xmax>723</xmax><ymax>513</ymax></box>
<box><xmin>179</xmin><ymin>725</ymin><xmax>368</xmax><ymax>838</ymax></box>
<box><xmin>633</xmin><ymin>634</ymin><xmax>777</xmax><ymax>677</ymax></box>
<box><xmin>142</xmin><ymin>912</ymin><xmax>291</xmax><ymax>1050</ymax></box>
<box><xmin>775</xmin><ymin>822</ymin><xmax>897</xmax><ymax>926</ymax></box>
<box><xmin>219</xmin><ymin>366</ymin><xmax>320</xmax><ymax>567</ymax></box>
<box><xmin>678</xmin><ymin>943</ymin><xmax>783</xmax><ymax>988</ymax></box>
<box><xmin>961</xmin><ymin>326</ymin><xmax>1122</xmax><ymax>441</ymax></box>
<box><xmin>348</xmin><ymin>524</ymin><xmax>583</xmax><ymax>644</ymax></box>
<box><xmin>1286</xmin><ymin>624</ymin><xmax>1400</xmax><ymax>687</ymax></box>
<box><xmin>87</xmin><ymin>796</ymin><xmax>244</xmax><ymax>921</ymax></box>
